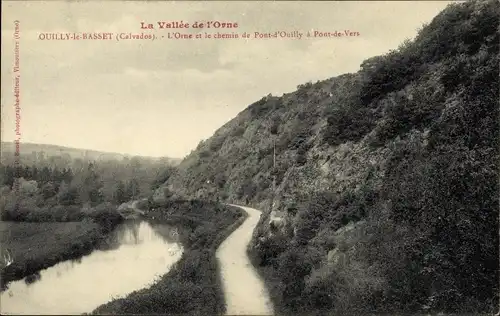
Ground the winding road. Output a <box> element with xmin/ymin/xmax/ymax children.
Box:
<box><xmin>216</xmin><ymin>205</ymin><xmax>274</xmax><ymax>315</ymax></box>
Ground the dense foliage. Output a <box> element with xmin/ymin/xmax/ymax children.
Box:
<box><xmin>160</xmin><ymin>1</ymin><xmax>499</xmax><ymax>314</ymax></box>
<box><xmin>0</xmin><ymin>153</ymin><xmax>176</xmax><ymax>222</ymax></box>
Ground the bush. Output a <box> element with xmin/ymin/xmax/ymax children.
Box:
<box><xmin>324</xmin><ymin>106</ymin><xmax>375</xmax><ymax>146</ymax></box>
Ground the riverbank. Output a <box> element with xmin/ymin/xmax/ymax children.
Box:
<box><xmin>0</xmin><ymin>220</ymin><xmax>117</xmax><ymax>291</ymax></box>
<box><xmin>93</xmin><ymin>200</ymin><xmax>247</xmax><ymax>315</ymax></box>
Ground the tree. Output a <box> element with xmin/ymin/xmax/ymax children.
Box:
<box><xmin>88</xmin><ymin>187</ymin><xmax>104</xmax><ymax>205</ymax></box>
<box><xmin>39</xmin><ymin>166</ymin><xmax>51</xmax><ymax>184</ymax></box>
<box><xmin>31</xmin><ymin>166</ymin><xmax>39</xmax><ymax>182</ymax></box>
<box><xmin>113</xmin><ymin>180</ymin><xmax>128</xmax><ymax>204</ymax></box>
<box><xmin>126</xmin><ymin>179</ymin><xmax>140</xmax><ymax>199</ymax></box>
<box><xmin>72</xmin><ymin>163</ymin><xmax>103</xmax><ymax>204</ymax></box>
<box><xmin>52</xmin><ymin>167</ymin><xmax>63</xmax><ymax>183</ymax></box>
<box><xmin>62</xmin><ymin>168</ymin><xmax>74</xmax><ymax>183</ymax></box>
<box><xmin>41</xmin><ymin>182</ymin><xmax>57</xmax><ymax>199</ymax></box>
<box><xmin>57</xmin><ymin>181</ymin><xmax>79</xmax><ymax>206</ymax></box>
<box><xmin>2</xmin><ymin>165</ymin><xmax>15</xmax><ymax>187</ymax></box>
<box><xmin>23</xmin><ymin>166</ymin><xmax>32</xmax><ymax>179</ymax></box>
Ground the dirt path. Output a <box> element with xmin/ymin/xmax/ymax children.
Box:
<box><xmin>216</xmin><ymin>205</ymin><xmax>274</xmax><ymax>315</ymax></box>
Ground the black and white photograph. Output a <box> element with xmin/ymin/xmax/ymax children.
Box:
<box><xmin>1</xmin><ymin>0</ymin><xmax>498</xmax><ymax>315</ymax></box>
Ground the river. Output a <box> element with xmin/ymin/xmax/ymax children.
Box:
<box><xmin>0</xmin><ymin>220</ymin><xmax>183</xmax><ymax>315</ymax></box>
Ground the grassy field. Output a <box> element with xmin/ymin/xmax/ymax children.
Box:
<box><xmin>0</xmin><ymin>220</ymin><xmax>108</xmax><ymax>290</ymax></box>
<box><xmin>92</xmin><ymin>200</ymin><xmax>247</xmax><ymax>315</ymax></box>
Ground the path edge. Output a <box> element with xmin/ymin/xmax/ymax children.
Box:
<box><xmin>212</xmin><ymin>204</ymin><xmax>250</xmax><ymax>315</ymax></box>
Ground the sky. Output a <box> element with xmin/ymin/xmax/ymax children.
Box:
<box><xmin>1</xmin><ymin>1</ymin><xmax>455</xmax><ymax>159</ymax></box>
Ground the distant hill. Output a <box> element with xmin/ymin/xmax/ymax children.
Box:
<box><xmin>160</xmin><ymin>1</ymin><xmax>499</xmax><ymax>314</ymax></box>
<box><xmin>0</xmin><ymin>142</ymin><xmax>181</xmax><ymax>165</ymax></box>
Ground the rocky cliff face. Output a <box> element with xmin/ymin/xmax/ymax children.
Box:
<box><xmin>161</xmin><ymin>1</ymin><xmax>499</xmax><ymax>314</ymax></box>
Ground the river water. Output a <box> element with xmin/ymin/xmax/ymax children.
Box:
<box><xmin>0</xmin><ymin>220</ymin><xmax>183</xmax><ymax>315</ymax></box>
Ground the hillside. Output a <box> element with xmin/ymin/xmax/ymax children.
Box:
<box><xmin>159</xmin><ymin>1</ymin><xmax>499</xmax><ymax>314</ymax></box>
<box><xmin>0</xmin><ymin>142</ymin><xmax>181</xmax><ymax>165</ymax></box>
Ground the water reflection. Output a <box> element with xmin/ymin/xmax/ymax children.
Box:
<box><xmin>152</xmin><ymin>225</ymin><xmax>181</xmax><ymax>244</ymax></box>
<box><xmin>0</xmin><ymin>220</ymin><xmax>183</xmax><ymax>315</ymax></box>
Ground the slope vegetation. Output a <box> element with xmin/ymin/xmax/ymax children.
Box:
<box><xmin>161</xmin><ymin>1</ymin><xmax>499</xmax><ymax>314</ymax></box>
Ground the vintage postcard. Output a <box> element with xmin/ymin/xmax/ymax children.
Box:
<box><xmin>1</xmin><ymin>0</ymin><xmax>498</xmax><ymax>315</ymax></box>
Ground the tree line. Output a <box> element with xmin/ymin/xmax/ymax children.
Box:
<box><xmin>0</xmin><ymin>154</ymin><xmax>176</xmax><ymax>222</ymax></box>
